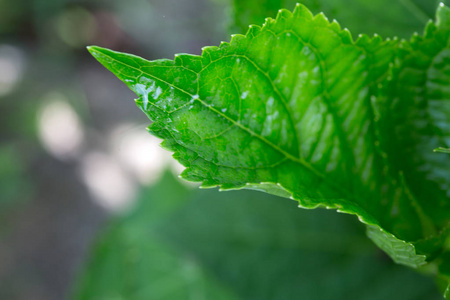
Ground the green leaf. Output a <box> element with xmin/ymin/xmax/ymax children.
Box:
<box><xmin>375</xmin><ymin>5</ymin><xmax>450</xmax><ymax>216</ymax></box>
<box><xmin>72</xmin><ymin>172</ymin><xmax>240</xmax><ymax>300</ymax></box>
<box><xmin>90</xmin><ymin>3</ymin><xmax>417</xmax><ymax>260</ymax></box>
<box><xmin>230</xmin><ymin>0</ymin><xmax>450</xmax><ymax>38</ymax></box>
<box><xmin>375</xmin><ymin>2</ymin><xmax>450</xmax><ymax>241</ymax></box>
<box><xmin>373</xmin><ymin>3</ymin><xmax>450</xmax><ymax>291</ymax></box>
<box><xmin>435</xmin><ymin>147</ymin><xmax>450</xmax><ymax>153</ymax></box>
<box><xmin>88</xmin><ymin>2</ymin><xmax>450</xmax><ymax>296</ymax></box>
<box><xmin>73</xmin><ymin>172</ymin><xmax>442</xmax><ymax>299</ymax></box>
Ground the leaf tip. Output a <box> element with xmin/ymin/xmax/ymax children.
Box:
<box><xmin>86</xmin><ymin>45</ymin><xmax>103</xmax><ymax>57</ymax></box>
<box><xmin>85</xmin><ymin>45</ymin><xmax>116</xmax><ymax>66</ymax></box>
<box><xmin>293</xmin><ymin>3</ymin><xmax>313</xmax><ymax>20</ymax></box>
<box><xmin>434</xmin><ymin>147</ymin><xmax>450</xmax><ymax>153</ymax></box>
<box><xmin>437</xmin><ymin>2</ymin><xmax>450</xmax><ymax>29</ymax></box>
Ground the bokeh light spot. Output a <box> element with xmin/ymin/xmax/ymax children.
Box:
<box><xmin>38</xmin><ymin>93</ymin><xmax>84</xmax><ymax>160</ymax></box>
<box><xmin>0</xmin><ymin>45</ymin><xmax>25</xmax><ymax>96</ymax></box>
<box><xmin>80</xmin><ymin>152</ymin><xmax>137</xmax><ymax>212</ymax></box>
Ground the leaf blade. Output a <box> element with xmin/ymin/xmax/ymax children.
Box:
<box><xmin>89</xmin><ymin>6</ymin><xmax>382</xmax><ymax>206</ymax></box>
<box><xmin>88</xmin><ymin>2</ymin><xmax>449</xmax><ymax>276</ymax></box>
<box><xmin>434</xmin><ymin>147</ymin><xmax>450</xmax><ymax>153</ymax></box>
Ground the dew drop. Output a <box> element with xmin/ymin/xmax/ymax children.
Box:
<box><xmin>154</xmin><ymin>86</ymin><xmax>162</xmax><ymax>98</ymax></box>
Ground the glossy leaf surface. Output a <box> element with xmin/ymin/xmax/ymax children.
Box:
<box><xmin>435</xmin><ymin>147</ymin><xmax>450</xmax><ymax>153</ymax></box>
<box><xmin>88</xmin><ymin>3</ymin><xmax>450</xmax><ymax>297</ymax></box>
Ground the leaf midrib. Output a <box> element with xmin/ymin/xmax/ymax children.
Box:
<box><xmin>95</xmin><ymin>47</ymin><xmax>354</xmax><ymax>200</ymax></box>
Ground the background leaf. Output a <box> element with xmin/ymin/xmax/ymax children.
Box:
<box><xmin>373</xmin><ymin>4</ymin><xmax>450</xmax><ymax>291</ymax></box>
<box><xmin>435</xmin><ymin>147</ymin><xmax>450</xmax><ymax>153</ymax></box>
<box><xmin>230</xmin><ymin>0</ymin><xmax>450</xmax><ymax>38</ymax></box>
<box><xmin>73</xmin><ymin>172</ymin><xmax>442</xmax><ymax>300</ymax></box>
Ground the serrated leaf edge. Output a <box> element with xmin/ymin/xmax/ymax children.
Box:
<box><xmin>86</xmin><ymin>3</ymin><xmax>450</xmax><ymax>269</ymax></box>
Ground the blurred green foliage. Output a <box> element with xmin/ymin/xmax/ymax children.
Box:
<box><xmin>0</xmin><ymin>145</ymin><xmax>32</xmax><ymax>236</ymax></box>
<box><xmin>2</xmin><ymin>0</ymin><xmax>449</xmax><ymax>298</ymax></box>
<box><xmin>231</xmin><ymin>0</ymin><xmax>450</xmax><ymax>38</ymax></box>
<box><xmin>0</xmin><ymin>146</ymin><xmax>30</xmax><ymax>207</ymax></box>
<box><xmin>73</xmin><ymin>173</ymin><xmax>442</xmax><ymax>299</ymax></box>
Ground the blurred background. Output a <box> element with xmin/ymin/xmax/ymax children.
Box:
<box><xmin>0</xmin><ymin>0</ymin><xmax>446</xmax><ymax>299</ymax></box>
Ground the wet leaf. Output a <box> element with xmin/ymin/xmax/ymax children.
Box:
<box><xmin>88</xmin><ymin>3</ymin><xmax>450</xmax><ymax>297</ymax></box>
